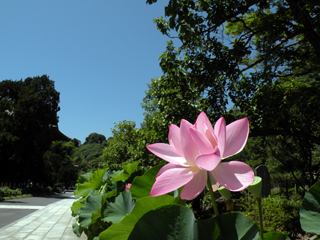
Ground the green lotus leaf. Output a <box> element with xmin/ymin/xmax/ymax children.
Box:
<box><xmin>72</xmin><ymin>221</ymin><xmax>85</xmax><ymax>237</ymax></box>
<box><xmin>263</xmin><ymin>232</ymin><xmax>290</xmax><ymax>240</ymax></box>
<box><xmin>71</xmin><ymin>199</ymin><xmax>85</xmax><ymax>217</ymax></box>
<box><xmin>91</xmin><ymin>207</ymin><xmax>102</xmax><ymax>226</ymax></box>
<box><xmin>130</xmin><ymin>163</ymin><xmax>164</xmax><ymax>199</ymax></box>
<box><xmin>98</xmin><ymin>195</ymin><xmax>177</xmax><ymax>240</ymax></box>
<box><xmin>111</xmin><ymin>161</ymin><xmax>140</xmax><ymax>182</ymax></box>
<box><xmin>300</xmin><ymin>179</ymin><xmax>320</xmax><ymax>234</ymax></box>
<box><xmin>77</xmin><ymin>171</ymin><xmax>93</xmax><ymax>184</ymax></box>
<box><xmin>75</xmin><ymin>168</ymin><xmax>109</xmax><ymax>198</ymax></box>
<box><xmin>128</xmin><ymin>205</ymin><xmax>260</xmax><ymax>240</ymax></box>
<box><xmin>79</xmin><ymin>194</ymin><xmax>102</xmax><ymax>228</ymax></box>
<box><xmin>102</xmin><ymin>191</ymin><xmax>136</xmax><ymax>223</ymax></box>
<box><xmin>102</xmin><ymin>169</ymin><xmax>111</xmax><ymax>181</ymax></box>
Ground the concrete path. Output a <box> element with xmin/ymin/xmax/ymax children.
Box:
<box><xmin>0</xmin><ymin>192</ymin><xmax>86</xmax><ymax>240</ymax></box>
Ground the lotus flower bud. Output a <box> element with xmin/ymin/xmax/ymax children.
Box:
<box><xmin>248</xmin><ymin>176</ymin><xmax>262</xmax><ymax>198</ymax></box>
<box><xmin>218</xmin><ymin>186</ymin><xmax>232</xmax><ymax>200</ymax></box>
<box><xmin>125</xmin><ymin>183</ymin><xmax>132</xmax><ymax>191</ymax></box>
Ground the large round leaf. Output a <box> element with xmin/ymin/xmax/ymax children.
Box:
<box><xmin>263</xmin><ymin>232</ymin><xmax>290</xmax><ymax>240</ymax></box>
<box><xmin>75</xmin><ymin>168</ymin><xmax>109</xmax><ymax>198</ymax></box>
<box><xmin>300</xmin><ymin>180</ymin><xmax>320</xmax><ymax>234</ymax></box>
<box><xmin>77</xmin><ymin>171</ymin><xmax>93</xmax><ymax>184</ymax></box>
<box><xmin>130</xmin><ymin>164</ymin><xmax>164</xmax><ymax>199</ymax></box>
<box><xmin>128</xmin><ymin>205</ymin><xmax>260</xmax><ymax>240</ymax></box>
<box><xmin>99</xmin><ymin>195</ymin><xmax>178</xmax><ymax>240</ymax></box>
<box><xmin>111</xmin><ymin>161</ymin><xmax>140</xmax><ymax>182</ymax></box>
<box><xmin>79</xmin><ymin>194</ymin><xmax>102</xmax><ymax>228</ymax></box>
<box><xmin>102</xmin><ymin>191</ymin><xmax>136</xmax><ymax>223</ymax></box>
<box><xmin>71</xmin><ymin>199</ymin><xmax>85</xmax><ymax>217</ymax></box>
<box><xmin>128</xmin><ymin>204</ymin><xmax>194</xmax><ymax>240</ymax></box>
<box><xmin>201</xmin><ymin>212</ymin><xmax>261</xmax><ymax>240</ymax></box>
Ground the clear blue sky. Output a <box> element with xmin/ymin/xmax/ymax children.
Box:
<box><xmin>1</xmin><ymin>0</ymin><xmax>172</xmax><ymax>143</ymax></box>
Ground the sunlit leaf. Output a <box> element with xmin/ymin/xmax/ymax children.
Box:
<box><xmin>263</xmin><ymin>232</ymin><xmax>290</xmax><ymax>240</ymax></box>
<box><xmin>99</xmin><ymin>195</ymin><xmax>177</xmax><ymax>240</ymax></box>
<box><xmin>112</xmin><ymin>161</ymin><xmax>140</xmax><ymax>182</ymax></box>
<box><xmin>130</xmin><ymin>163</ymin><xmax>164</xmax><ymax>199</ymax></box>
<box><xmin>102</xmin><ymin>191</ymin><xmax>136</xmax><ymax>223</ymax></box>
<box><xmin>79</xmin><ymin>195</ymin><xmax>102</xmax><ymax>228</ymax></box>
<box><xmin>74</xmin><ymin>168</ymin><xmax>108</xmax><ymax>198</ymax></box>
<box><xmin>300</xmin><ymin>180</ymin><xmax>320</xmax><ymax>234</ymax></box>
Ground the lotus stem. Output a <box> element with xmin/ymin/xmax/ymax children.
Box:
<box><xmin>257</xmin><ymin>197</ymin><xmax>264</xmax><ymax>240</ymax></box>
<box><xmin>207</xmin><ymin>172</ymin><xmax>219</xmax><ymax>216</ymax></box>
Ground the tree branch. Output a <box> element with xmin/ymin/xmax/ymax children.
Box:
<box><xmin>286</xmin><ymin>0</ymin><xmax>320</xmax><ymax>56</ymax></box>
<box><xmin>240</xmin><ymin>38</ymin><xmax>290</xmax><ymax>73</ymax></box>
<box><xmin>250</xmin><ymin>128</ymin><xmax>320</xmax><ymax>145</ymax></box>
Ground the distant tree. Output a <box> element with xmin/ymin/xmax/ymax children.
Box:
<box><xmin>72</xmin><ymin>138</ymin><xmax>81</xmax><ymax>148</ymax></box>
<box><xmin>72</xmin><ymin>141</ymin><xmax>105</xmax><ymax>172</ymax></box>
<box><xmin>141</xmin><ymin>76</ymin><xmax>211</xmax><ymax>144</ymax></box>
<box><xmin>43</xmin><ymin>141</ymin><xmax>79</xmax><ymax>185</ymax></box>
<box><xmin>103</xmin><ymin>121</ymin><xmax>159</xmax><ymax>170</ymax></box>
<box><xmin>0</xmin><ymin>75</ymin><xmax>60</xmax><ymax>183</ymax></box>
<box><xmin>84</xmin><ymin>133</ymin><xmax>106</xmax><ymax>144</ymax></box>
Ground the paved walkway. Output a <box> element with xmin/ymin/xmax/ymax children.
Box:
<box><xmin>0</xmin><ymin>194</ymin><xmax>86</xmax><ymax>240</ymax></box>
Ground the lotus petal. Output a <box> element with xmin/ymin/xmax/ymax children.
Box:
<box><xmin>180</xmin><ymin>119</ymin><xmax>199</xmax><ymax>166</ymax></box>
<box><xmin>211</xmin><ymin>161</ymin><xmax>254</xmax><ymax>191</ymax></box>
<box><xmin>168</xmin><ymin>124</ymin><xmax>184</xmax><ymax>156</ymax></box>
<box><xmin>181</xmin><ymin>170</ymin><xmax>207</xmax><ymax>200</ymax></box>
<box><xmin>196</xmin><ymin>112</ymin><xmax>214</xmax><ymax>135</ymax></box>
<box><xmin>208</xmin><ymin>172</ymin><xmax>220</xmax><ymax>191</ymax></box>
<box><xmin>195</xmin><ymin>148</ymin><xmax>221</xmax><ymax>171</ymax></box>
<box><xmin>223</xmin><ymin>118</ymin><xmax>249</xmax><ymax>158</ymax></box>
<box><xmin>147</xmin><ymin>143</ymin><xmax>185</xmax><ymax>165</ymax></box>
<box><xmin>190</xmin><ymin>127</ymin><xmax>214</xmax><ymax>154</ymax></box>
<box><xmin>156</xmin><ymin>163</ymin><xmax>188</xmax><ymax>178</ymax></box>
<box><xmin>150</xmin><ymin>167</ymin><xmax>194</xmax><ymax>196</ymax></box>
<box><xmin>202</xmin><ymin>122</ymin><xmax>218</xmax><ymax>147</ymax></box>
<box><xmin>214</xmin><ymin>117</ymin><xmax>226</xmax><ymax>157</ymax></box>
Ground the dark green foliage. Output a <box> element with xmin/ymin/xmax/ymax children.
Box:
<box><xmin>72</xmin><ymin>133</ymin><xmax>106</xmax><ymax>172</ymax></box>
<box><xmin>0</xmin><ymin>75</ymin><xmax>60</xmax><ymax>183</ymax></box>
<box><xmin>230</xmin><ymin>136</ymin><xmax>313</xmax><ymax>195</ymax></box>
<box><xmin>146</xmin><ymin>0</ymin><xmax>320</xmax><ymax>107</ymax></box>
<box><xmin>246</xmin><ymin>77</ymin><xmax>320</xmax><ymax>188</ymax></box>
<box><xmin>229</xmin><ymin>136</ymin><xmax>268</xmax><ymax>168</ymax></box>
<box><xmin>236</xmin><ymin>193</ymin><xmax>302</xmax><ymax>238</ymax></box>
<box><xmin>0</xmin><ymin>186</ymin><xmax>22</xmax><ymax>198</ymax></box>
<box><xmin>103</xmin><ymin>121</ymin><xmax>161</xmax><ymax>170</ymax></box>
<box><xmin>71</xmin><ymin>162</ymin><xmax>145</xmax><ymax>239</ymax></box>
<box><xmin>72</xmin><ymin>165</ymin><xmax>320</xmax><ymax>240</ymax></box>
<box><xmin>84</xmin><ymin>133</ymin><xmax>106</xmax><ymax>145</ymax></box>
<box><xmin>43</xmin><ymin>141</ymin><xmax>79</xmax><ymax>186</ymax></box>
<box><xmin>128</xmin><ymin>206</ymin><xmax>260</xmax><ymax>240</ymax></box>
<box><xmin>72</xmin><ymin>138</ymin><xmax>81</xmax><ymax>147</ymax></box>
<box><xmin>141</xmin><ymin>0</ymin><xmax>320</xmax><ymax>191</ymax></box>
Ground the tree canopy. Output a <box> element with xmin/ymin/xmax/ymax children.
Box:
<box><xmin>145</xmin><ymin>0</ymin><xmax>320</xmax><ymax>132</ymax></box>
<box><xmin>0</xmin><ymin>75</ymin><xmax>61</xmax><ymax>183</ymax></box>
<box><xmin>84</xmin><ymin>132</ymin><xmax>106</xmax><ymax>145</ymax></box>
<box><xmin>103</xmin><ymin>121</ymin><xmax>160</xmax><ymax>170</ymax></box>
<box><xmin>43</xmin><ymin>141</ymin><xmax>79</xmax><ymax>185</ymax></box>
<box><xmin>141</xmin><ymin>0</ymin><xmax>320</xmax><ymax>188</ymax></box>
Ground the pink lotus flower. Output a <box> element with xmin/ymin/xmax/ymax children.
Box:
<box><xmin>147</xmin><ymin>112</ymin><xmax>254</xmax><ymax>200</ymax></box>
<box><xmin>125</xmin><ymin>183</ymin><xmax>132</xmax><ymax>191</ymax></box>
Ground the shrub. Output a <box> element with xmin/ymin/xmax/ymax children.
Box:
<box><xmin>236</xmin><ymin>193</ymin><xmax>302</xmax><ymax>238</ymax></box>
<box><xmin>0</xmin><ymin>186</ymin><xmax>23</xmax><ymax>198</ymax></box>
